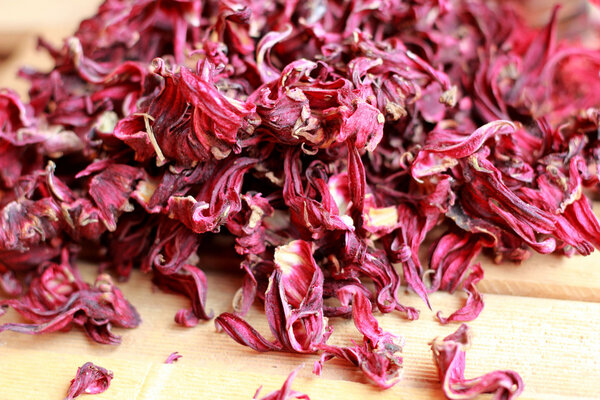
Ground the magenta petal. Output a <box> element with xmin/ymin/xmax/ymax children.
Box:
<box><xmin>65</xmin><ymin>362</ymin><xmax>113</xmax><ymax>400</ymax></box>
<box><xmin>0</xmin><ymin>263</ymin><xmax>140</xmax><ymax>344</ymax></box>
<box><xmin>215</xmin><ymin>313</ymin><xmax>282</xmax><ymax>352</ymax></box>
<box><xmin>164</xmin><ymin>352</ymin><xmax>182</xmax><ymax>364</ymax></box>
<box><xmin>266</xmin><ymin>240</ymin><xmax>329</xmax><ymax>353</ymax></box>
<box><xmin>431</xmin><ymin>324</ymin><xmax>524</xmax><ymax>400</ymax></box>
<box><xmin>152</xmin><ymin>264</ymin><xmax>213</xmax><ymax>326</ymax></box>
<box><xmin>253</xmin><ymin>366</ymin><xmax>310</xmax><ymax>400</ymax></box>
<box><xmin>437</xmin><ymin>264</ymin><xmax>485</xmax><ymax>324</ymax></box>
<box><xmin>315</xmin><ymin>285</ymin><xmax>404</xmax><ymax>389</ymax></box>
<box><xmin>86</xmin><ymin>164</ymin><xmax>145</xmax><ymax>231</ymax></box>
<box><xmin>424</xmin><ymin>120</ymin><xmax>516</xmax><ymax>159</ymax></box>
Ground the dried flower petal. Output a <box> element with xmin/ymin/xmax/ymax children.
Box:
<box><xmin>216</xmin><ymin>240</ymin><xmax>329</xmax><ymax>354</ymax></box>
<box><xmin>165</xmin><ymin>352</ymin><xmax>182</xmax><ymax>364</ymax></box>
<box><xmin>253</xmin><ymin>366</ymin><xmax>310</xmax><ymax>400</ymax></box>
<box><xmin>152</xmin><ymin>264</ymin><xmax>213</xmax><ymax>327</ymax></box>
<box><xmin>314</xmin><ymin>285</ymin><xmax>404</xmax><ymax>389</ymax></box>
<box><xmin>65</xmin><ymin>362</ymin><xmax>113</xmax><ymax>400</ymax></box>
<box><xmin>0</xmin><ymin>257</ymin><xmax>140</xmax><ymax>344</ymax></box>
<box><xmin>430</xmin><ymin>324</ymin><xmax>524</xmax><ymax>400</ymax></box>
<box><xmin>437</xmin><ymin>264</ymin><xmax>485</xmax><ymax>324</ymax></box>
<box><xmin>3</xmin><ymin>1</ymin><xmax>600</xmax><ymax>395</ymax></box>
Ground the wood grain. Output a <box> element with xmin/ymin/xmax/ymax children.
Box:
<box><xmin>478</xmin><ymin>251</ymin><xmax>600</xmax><ymax>302</ymax></box>
<box><xmin>1</xmin><ymin>265</ymin><xmax>599</xmax><ymax>399</ymax></box>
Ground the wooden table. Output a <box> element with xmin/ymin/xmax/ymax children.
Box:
<box><xmin>0</xmin><ymin>2</ymin><xmax>599</xmax><ymax>399</ymax></box>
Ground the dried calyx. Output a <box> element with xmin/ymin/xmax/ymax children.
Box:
<box><xmin>0</xmin><ymin>0</ymin><xmax>599</xmax><ymax>397</ymax></box>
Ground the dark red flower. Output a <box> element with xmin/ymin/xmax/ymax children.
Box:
<box><xmin>0</xmin><ymin>254</ymin><xmax>140</xmax><ymax>344</ymax></box>
<box><xmin>5</xmin><ymin>0</ymin><xmax>600</xmax><ymax>394</ymax></box>
<box><xmin>216</xmin><ymin>240</ymin><xmax>329</xmax><ymax>353</ymax></box>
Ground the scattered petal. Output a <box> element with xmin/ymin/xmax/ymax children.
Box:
<box><xmin>65</xmin><ymin>362</ymin><xmax>113</xmax><ymax>400</ymax></box>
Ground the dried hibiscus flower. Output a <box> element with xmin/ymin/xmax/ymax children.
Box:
<box><xmin>215</xmin><ymin>240</ymin><xmax>329</xmax><ymax>353</ymax></box>
<box><xmin>430</xmin><ymin>324</ymin><xmax>524</xmax><ymax>400</ymax></box>
<box><xmin>64</xmin><ymin>362</ymin><xmax>113</xmax><ymax>400</ymax></box>
<box><xmin>0</xmin><ymin>252</ymin><xmax>140</xmax><ymax>344</ymax></box>
<box><xmin>314</xmin><ymin>285</ymin><xmax>404</xmax><ymax>389</ymax></box>
<box><xmin>3</xmin><ymin>0</ymin><xmax>600</xmax><ymax>394</ymax></box>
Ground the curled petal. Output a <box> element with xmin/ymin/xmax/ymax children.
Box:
<box><xmin>167</xmin><ymin>158</ymin><xmax>257</xmax><ymax>234</ymax></box>
<box><xmin>424</xmin><ymin>120</ymin><xmax>516</xmax><ymax>159</ymax></box>
<box><xmin>428</xmin><ymin>231</ymin><xmax>483</xmax><ymax>293</ymax></box>
<box><xmin>257</xmin><ymin>25</ymin><xmax>293</xmax><ymax>83</ymax></box>
<box><xmin>65</xmin><ymin>362</ymin><xmax>113</xmax><ymax>400</ymax></box>
<box><xmin>315</xmin><ymin>285</ymin><xmax>404</xmax><ymax>389</ymax></box>
<box><xmin>215</xmin><ymin>313</ymin><xmax>282</xmax><ymax>352</ymax></box>
<box><xmin>180</xmin><ymin>66</ymin><xmax>256</xmax><ymax>145</ymax></box>
<box><xmin>430</xmin><ymin>324</ymin><xmax>524</xmax><ymax>400</ymax></box>
<box><xmin>0</xmin><ymin>268</ymin><xmax>140</xmax><ymax>344</ymax></box>
<box><xmin>268</xmin><ymin>240</ymin><xmax>328</xmax><ymax>353</ymax></box>
<box><xmin>253</xmin><ymin>366</ymin><xmax>310</xmax><ymax>400</ymax></box>
<box><xmin>152</xmin><ymin>264</ymin><xmax>213</xmax><ymax>326</ymax></box>
<box><xmin>83</xmin><ymin>164</ymin><xmax>145</xmax><ymax>232</ymax></box>
<box><xmin>437</xmin><ymin>264</ymin><xmax>485</xmax><ymax>324</ymax></box>
<box><xmin>165</xmin><ymin>352</ymin><xmax>182</xmax><ymax>364</ymax></box>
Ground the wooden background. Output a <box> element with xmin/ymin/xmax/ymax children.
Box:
<box><xmin>0</xmin><ymin>1</ymin><xmax>599</xmax><ymax>399</ymax></box>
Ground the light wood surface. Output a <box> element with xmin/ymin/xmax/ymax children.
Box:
<box><xmin>0</xmin><ymin>2</ymin><xmax>599</xmax><ymax>399</ymax></box>
<box><xmin>1</xmin><ymin>262</ymin><xmax>599</xmax><ymax>400</ymax></box>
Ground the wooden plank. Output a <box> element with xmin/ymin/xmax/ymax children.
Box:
<box><xmin>1</xmin><ymin>265</ymin><xmax>599</xmax><ymax>399</ymax></box>
<box><xmin>476</xmin><ymin>203</ymin><xmax>600</xmax><ymax>302</ymax></box>
<box><xmin>0</xmin><ymin>348</ymin><xmax>447</xmax><ymax>400</ymax></box>
<box><xmin>478</xmin><ymin>251</ymin><xmax>600</xmax><ymax>302</ymax></box>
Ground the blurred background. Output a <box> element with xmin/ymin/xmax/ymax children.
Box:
<box><xmin>0</xmin><ymin>0</ymin><xmax>598</xmax><ymax>96</ymax></box>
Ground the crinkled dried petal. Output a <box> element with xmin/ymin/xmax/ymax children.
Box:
<box><xmin>437</xmin><ymin>264</ymin><xmax>485</xmax><ymax>324</ymax></box>
<box><xmin>266</xmin><ymin>240</ymin><xmax>329</xmax><ymax>353</ymax></box>
<box><xmin>0</xmin><ymin>198</ymin><xmax>63</xmax><ymax>252</ymax></box>
<box><xmin>164</xmin><ymin>352</ymin><xmax>182</xmax><ymax>364</ymax></box>
<box><xmin>430</xmin><ymin>324</ymin><xmax>524</xmax><ymax>400</ymax></box>
<box><xmin>82</xmin><ymin>163</ymin><xmax>145</xmax><ymax>232</ymax></box>
<box><xmin>0</xmin><ymin>270</ymin><xmax>140</xmax><ymax>344</ymax></box>
<box><xmin>168</xmin><ymin>157</ymin><xmax>257</xmax><ymax>233</ymax></box>
<box><xmin>314</xmin><ymin>285</ymin><xmax>404</xmax><ymax>389</ymax></box>
<box><xmin>283</xmin><ymin>150</ymin><xmax>354</xmax><ymax>238</ymax></box>
<box><xmin>423</xmin><ymin>120</ymin><xmax>516</xmax><ymax>159</ymax></box>
<box><xmin>215</xmin><ymin>312</ymin><xmax>283</xmax><ymax>352</ymax></box>
<box><xmin>253</xmin><ymin>366</ymin><xmax>310</xmax><ymax>400</ymax></box>
<box><xmin>428</xmin><ymin>231</ymin><xmax>483</xmax><ymax>293</ymax></box>
<box><xmin>217</xmin><ymin>240</ymin><xmax>329</xmax><ymax>354</ymax></box>
<box><xmin>152</xmin><ymin>264</ymin><xmax>213</xmax><ymax>326</ymax></box>
<box><xmin>65</xmin><ymin>362</ymin><xmax>113</xmax><ymax>400</ymax></box>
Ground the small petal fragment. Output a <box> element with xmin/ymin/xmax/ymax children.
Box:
<box><xmin>65</xmin><ymin>362</ymin><xmax>113</xmax><ymax>400</ymax></box>
<box><xmin>165</xmin><ymin>352</ymin><xmax>182</xmax><ymax>364</ymax></box>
